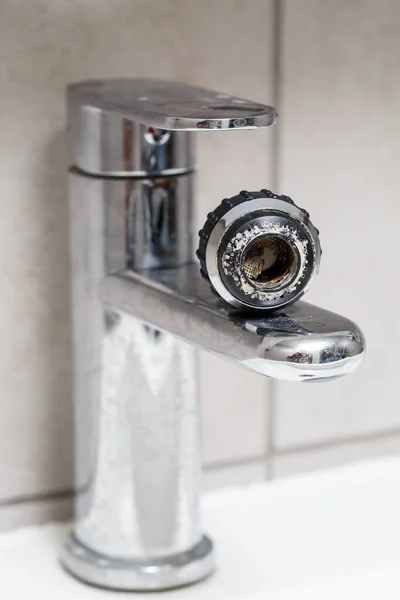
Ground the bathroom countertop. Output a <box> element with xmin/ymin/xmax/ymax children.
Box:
<box><xmin>2</xmin><ymin>457</ymin><xmax>400</xmax><ymax>600</ymax></box>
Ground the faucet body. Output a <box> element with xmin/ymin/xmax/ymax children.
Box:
<box><xmin>61</xmin><ymin>79</ymin><xmax>365</xmax><ymax>591</ymax></box>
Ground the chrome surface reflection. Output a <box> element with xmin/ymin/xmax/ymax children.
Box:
<box><xmin>63</xmin><ymin>79</ymin><xmax>365</xmax><ymax>592</ymax></box>
<box><xmin>100</xmin><ymin>266</ymin><xmax>365</xmax><ymax>384</ymax></box>
<box><xmin>63</xmin><ymin>168</ymin><xmax>210</xmax><ymax>590</ymax></box>
<box><xmin>75</xmin><ymin>315</ymin><xmax>200</xmax><ymax>559</ymax></box>
<box><xmin>67</xmin><ymin>79</ymin><xmax>276</xmax><ymax>176</ymax></box>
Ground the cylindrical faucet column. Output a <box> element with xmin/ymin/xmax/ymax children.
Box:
<box><xmin>62</xmin><ymin>170</ymin><xmax>213</xmax><ymax>590</ymax></box>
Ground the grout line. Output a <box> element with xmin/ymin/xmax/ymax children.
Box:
<box><xmin>265</xmin><ymin>0</ymin><xmax>284</xmax><ymax>480</ymax></box>
<box><xmin>2</xmin><ymin>427</ymin><xmax>398</xmax><ymax>508</ymax></box>
<box><xmin>0</xmin><ymin>487</ymin><xmax>74</xmax><ymax>509</ymax></box>
<box><xmin>271</xmin><ymin>0</ymin><xmax>283</xmax><ymax>189</ymax></box>
<box><xmin>272</xmin><ymin>426</ymin><xmax>400</xmax><ymax>456</ymax></box>
<box><xmin>0</xmin><ymin>459</ymin><xmax>268</xmax><ymax>510</ymax></box>
<box><xmin>204</xmin><ymin>455</ymin><xmax>268</xmax><ymax>472</ymax></box>
<box><xmin>1</xmin><ymin>459</ymin><xmax>269</xmax><ymax>509</ymax></box>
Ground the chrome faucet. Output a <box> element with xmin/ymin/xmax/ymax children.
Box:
<box><xmin>61</xmin><ymin>79</ymin><xmax>365</xmax><ymax>591</ymax></box>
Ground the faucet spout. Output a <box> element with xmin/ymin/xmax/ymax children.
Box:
<box><xmin>99</xmin><ymin>265</ymin><xmax>365</xmax><ymax>384</ymax></box>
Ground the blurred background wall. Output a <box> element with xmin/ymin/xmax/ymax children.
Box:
<box><xmin>0</xmin><ymin>0</ymin><xmax>399</xmax><ymax>529</ymax></box>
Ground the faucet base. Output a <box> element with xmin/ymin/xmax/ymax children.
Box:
<box><xmin>60</xmin><ymin>534</ymin><xmax>215</xmax><ymax>592</ymax></box>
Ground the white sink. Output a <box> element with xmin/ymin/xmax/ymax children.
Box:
<box><xmin>2</xmin><ymin>456</ymin><xmax>400</xmax><ymax>599</ymax></box>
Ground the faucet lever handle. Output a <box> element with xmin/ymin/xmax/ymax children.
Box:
<box><xmin>68</xmin><ymin>78</ymin><xmax>277</xmax><ymax>132</ymax></box>
<box><xmin>68</xmin><ymin>78</ymin><xmax>277</xmax><ymax>175</ymax></box>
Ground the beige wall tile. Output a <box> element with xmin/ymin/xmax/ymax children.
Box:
<box><xmin>0</xmin><ymin>0</ymin><xmax>274</xmax><ymax>512</ymax></box>
<box><xmin>201</xmin><ymin>353</ymin><xmax>269</xmax><ymax>466</ymax></box>
<box><xmin>271</xmin><ymin>432</ymin><xmax>400</xmax><ymax>478</ymax></box>
<box><xmin>274</xmin><ymin>0</ymin><xmax>400</xmax><ymax>449</ymax></box>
